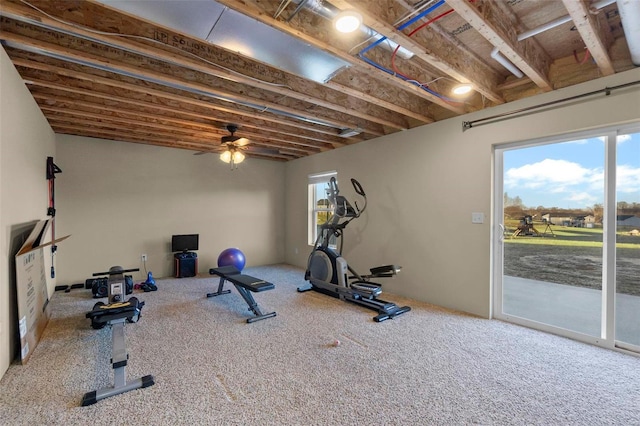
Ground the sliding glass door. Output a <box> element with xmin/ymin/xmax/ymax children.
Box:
<box><xmin>615</xmin><ymin>132</ymin><xmax>640</xmax><ymax>350</ymax></box>
<box><xmin>494</xmin><ymin>126</ymin><xmax>640</xmax><ymax>352</ymax></box>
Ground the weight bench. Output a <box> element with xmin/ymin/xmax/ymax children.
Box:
<box><xmin>208</xmin><ymin>265</ymin><xmax>276</xmax><ymax>323</ymax></box>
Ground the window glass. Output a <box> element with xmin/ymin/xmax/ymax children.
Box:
<box><xmin>308</xmin><ymin>172</ymin><xmax>337</xmax><ymax>246</ymax></box>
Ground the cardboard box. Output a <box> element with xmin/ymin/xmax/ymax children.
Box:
<box><xmin>15</xmin><ymin>219</ymin><xmax>69</xmax><ymax>364</ymax></box>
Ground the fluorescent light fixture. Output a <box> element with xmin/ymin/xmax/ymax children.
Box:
<box><xmin>334</xmin><ymin>10</ymin><xmax>362</xmax><ymax>33</ymax></box>
<box><xmin>452</xmin><ymin>83</ymin><xmax>473</xmax><ymax>96</ymax></box>
<box><xmin>338</xmin><ymin>128</ymin><xmax>362</xmax><ymax>138</ymax></box>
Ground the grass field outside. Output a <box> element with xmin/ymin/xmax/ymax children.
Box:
<box><xmin>503</xmin><ymin>222</ymin><xmax>640</xmax><ymax>296</ymax></box>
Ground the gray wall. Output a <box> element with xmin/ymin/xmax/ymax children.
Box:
<box><xmin>55</xmin><ymin>135</ymin><xmax>286</xmax><ymax>284</ymax></box>
<box><xmin>285</xmin><ymin>68</ymin><xmax>640</xmax><ymax>318</ymax></box>
<box><xmin>0</xmin><ymin>46</ymin><xmax>57</xmax><ymax>377</ymax></box>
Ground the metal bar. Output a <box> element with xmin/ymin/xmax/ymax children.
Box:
<box><xmin>462</xmin><ymin>80</ymin><xmax>640</xmax><ymax>131</ymax></box>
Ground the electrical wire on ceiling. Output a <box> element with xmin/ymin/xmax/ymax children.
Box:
<box><xmin>355</xmin><ymin>0</ymin><xmax>464</xmax><ymax>104</ymax></box>
<box><xmin>346</xmin><ymin>0</ymin><xmax>441</xmax><ymax>55</ymax></box>
<box><xmin>390</xmin><ymin>7</ymin><xmax>456</xmax><ymax>82</ymax></box>
<box><xmin>574</xmin><ymin>48</ymin><xmax>592</xmax><ymax>65</ymax></box>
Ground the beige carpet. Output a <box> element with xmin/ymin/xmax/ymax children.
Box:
<box><xmin>1</xmin><ymin>264</ymin><xmax>639</xmax><ymax>425</ymax></box>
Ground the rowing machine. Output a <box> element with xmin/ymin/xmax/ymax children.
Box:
<box><xmin>82</xmin><ymin>266</ymin><xmax>154</xmax><ymax>406</ymax></box>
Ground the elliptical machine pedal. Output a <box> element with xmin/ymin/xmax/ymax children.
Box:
<box><xmin>349</xmin><ymin>282</ymin><xmax>382</xmax><ymax>298</ymax></box>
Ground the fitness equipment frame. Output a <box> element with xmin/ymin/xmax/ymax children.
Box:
<box><xmin>298</xmin><ymin>177</ymin><xmax>410</xmax><ymax>322</ymax></box>
<box><xmin>82</xmin><ymin>266</ymin><xmax>154</xmax><ymax>406</ymax></box>
<box><xmin>208</xmin><ymin>265</ymin><xmax>276</xmax><ymax>323</ymax></box>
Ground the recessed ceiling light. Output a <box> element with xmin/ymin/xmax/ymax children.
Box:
<box><xmin>452</xmin><ymin>83</ymin><xmax>473</xmax><ymax>96</ymax></box>
<box><xmin>334</xmin><ymin>10</ymin><xmax>362</xmax><ymax>33</ymax></box>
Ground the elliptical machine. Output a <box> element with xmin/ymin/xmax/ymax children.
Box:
<box><xmin>298</xmin><ymin>177</ymin><xmax>410</xmax><ymax>322</ymax></box>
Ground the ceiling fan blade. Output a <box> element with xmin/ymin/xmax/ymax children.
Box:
<box><xmin>221</xmin><ymin>135</ymin><xmax>240</xmax><ymax>144</ymax></box>
<box><xmin>244</xmin><ymin>146</ymin><xmax>280</xmax><ymax>155</ymax></box>
<box><xmin>234</xmin><ymin>137</ymin><xmax>250</xmax><ymax>147</ymax></box>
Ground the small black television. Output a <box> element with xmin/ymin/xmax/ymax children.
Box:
<box><xmin>171</xmin><ymin>234</ymin><xmax>199</xmax><ymax>253</ymax></box>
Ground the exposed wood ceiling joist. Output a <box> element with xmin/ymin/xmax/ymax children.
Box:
<box><xmin>0</xmin><ymin>0</ymin><xmax>635</xmax><ymax>160</ymax></box>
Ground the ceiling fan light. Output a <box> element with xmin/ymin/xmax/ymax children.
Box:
<box><xmin>232</xmin><ymin>150</ymin><xmax>246</xmax><ymax>164</ymax></box>
<box><xmin>452</xmin><ymin>83</ymin><xmax>473</xmax><ymax>96</ymax></box>
<box><xmin>334</xmin><ymin>11</ymin><xmax>362</xmax><ymax>33</ymax></box>
<box><xmin>220</xmin><ymin>150</ymin><xmax>232</xmax><ymax>163</ymax></box>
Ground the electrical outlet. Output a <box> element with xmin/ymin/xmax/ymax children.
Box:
<box><xmin>141</xmin><ymin>254</ymin><xmax>147</xmax><ymax>262</ymax></box>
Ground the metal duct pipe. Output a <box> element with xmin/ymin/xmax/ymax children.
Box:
<box><xmin>491</xmin><ymin>47</ymin><xmax>524</xmax><ymax>78</ymax></box>
<box><xmin>494</xmin><ymin>0</ymin><xmax>616</xmax><ymax>77</ymax></box>
<box><xmin>617</xmin><ymin>0</ymin><xmax>640</xmax><ymax>66</ymax></box>
<box><xmin>517</xmin><ymin>15</ymin><xmax>572</xmax><ymax>41</ymax></box>
<box><xmin>518</xmin><ymin>0</ymin><xmax>616</xmax><ymax>41</ymax></box>
<box><xmin>297</xmin><ymin>0</ymin><xmax>415</xmax><ymax>59</ymax></box>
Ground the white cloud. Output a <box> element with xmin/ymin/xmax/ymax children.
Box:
<box><xmin>505</xmin><ymin>159</ymin><xmax>603</xmax><ymax>207</ymax></box>
<box><xmin>505</xmin><ymin>158</ymin><xmax>640</xmax><ymax>207</ymax></box>
<box><xmin>567</xmin><ymin>192</ymin><xmax>597</xmax><ymax>204</ymax></box>
<box><xmin>618</xmin><ymin>164</ymin><xmax>640</xmax><ymax>194</ymax></box>
<box><xmin>617</xmin><ymin>134</ymin><xmax>632</xmax><ymax>144</ymax></box>
<box><xmin>561</xmin><ymin>138</ymin><xmax>591</xmax><ymax>145</ymax></box>
<box><xmin>504</xmin><ymin>159</ymin><xmax>601</xmax><ymax>189</ymax></box>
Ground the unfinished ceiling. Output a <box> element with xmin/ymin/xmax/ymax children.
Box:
<box><xmin>0</xmin><ymin>0</ymin><xmax>637</xmax><ymax>161</ymax></box>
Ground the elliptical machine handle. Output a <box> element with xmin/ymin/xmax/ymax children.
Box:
<box><xmin>328</xmin><ymin>176</ymin><xmax>339</xmax><ymax>196</ymax></box>
<box><xmin>351</xmin><ymin>178</ymin><xmax>365</xmax><ymax>196</ymax></box>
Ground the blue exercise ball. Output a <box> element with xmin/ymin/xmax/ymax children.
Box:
<box><xmin>218</xmin><ymin>248</ymin><xmax>246</xmax><ymax>271</ymax></box>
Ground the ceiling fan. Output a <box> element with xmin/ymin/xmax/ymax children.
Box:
<box><xmin>220</xmin><ymin>124</ymin><xmax>250</xmax><ymax>146</ymax></box>
<box><xmin>195</xmin><ymin>124</ymin><xmax>276</xmax><ymax>168</ymax></box>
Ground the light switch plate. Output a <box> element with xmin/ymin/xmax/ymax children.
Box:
<box><xmin>471</xmin><ymin>212</ymin><xmax>484</xmax><ymax>224</ymax></box>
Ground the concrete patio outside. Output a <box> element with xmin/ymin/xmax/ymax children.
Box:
<box><xmin>503</xmin><ymin>275</ymin><xmax>640</xmax><ymax>346</ymax></box>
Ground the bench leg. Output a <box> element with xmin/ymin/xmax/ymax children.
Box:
<box><xmin>206</xmin><ymin>276</ymin><xmax>232</xmax><ymax>298</ymax></box>
<box><xmin>234</xmin><ymin>285</ymin><xmax>276</xmax><ymax>323</ymax></box>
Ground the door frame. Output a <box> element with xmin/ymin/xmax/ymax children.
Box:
<box><xmin>492</xmin><ymin>123</ymin><xmax>640</xmax><ymax>355</ymax></box>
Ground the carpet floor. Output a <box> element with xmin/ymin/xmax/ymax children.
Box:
<box><xmin>1</xmin><ymin>264</ymin><xmax>639</xmax><ymax>425</ymax></box>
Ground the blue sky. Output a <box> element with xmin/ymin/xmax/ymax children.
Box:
<box><xmin>504</xmin><ymin>133</ymin><xmax>640</xmax><ymax>209</ymax></box>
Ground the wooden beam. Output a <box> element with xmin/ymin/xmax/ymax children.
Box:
<box><xmin>330</xmin><ymin>0</ymin><xmax>504</xmax><ymax>104</ymax></box>
<box><xmin>213</xmin><ymin>0</ymin><xmax>466</xmax><ymax>114</ymax></box>
<box><xmin>326</xmin><ymin>81</ymin><xmax>434</xmax><ymax>123</ymax></box>
<box><xmin>49</xmin><ymin>122</ymin><xmax>295</xmax><ymax>161</ymax></box>
<box><xmin>41</xmin><ymin>101</ymin><xmax>322</xmax><ymax>155</ymax></box>
<box><xmin>446</xmin><ymin>0</ymin><xmax>553</xmax><ymax>91</ymax></box>
<box><xmin>38</xmin><ymin>104</ymin><xmax>316</xmax><ymax>156</ymax></box>
<box><xmin>561</xmin><ymin>0</ymin><xmax>615</xmax><ymax>76</ymax></box>
<box><xmin>25</xmin><ymin>78</ymin><xmax>332</xmax><ymax>152</ymax></box>
<box><xmin>0</xmin><ymin>1</ymin><xmax>410</xmax><ymax>130</ymax></box>
<box><xmin>0</xmin><ymin>29</ymin><xmax>389</xmax><ymax>136</ymax></box>
<box><xmin>10</xmin><ymin>56</ymin><xmax>346</xmax><ymax>148</ymax></box>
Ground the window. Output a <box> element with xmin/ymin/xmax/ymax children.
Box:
<box><xmin>308</xmin><ymin>171</ymin><xmax>337</xmax><ymax>246</ymax></box>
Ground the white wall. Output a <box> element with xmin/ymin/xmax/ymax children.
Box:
<box><xmin>55</xmin><ymin>135</ymin><xmax>286</xmax><ymax>284</ymax></box>
<box><xmin>0</xmin><ymin>46</ymin><xmax>57</xmax><ymax>378</ymax></box>
<box><xmin>285</xmin><ymin>68</ymin><xmax>640</xmax><ymax>318</ymax></box>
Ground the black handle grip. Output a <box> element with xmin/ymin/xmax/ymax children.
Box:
<box><xmin>93</xmin><ymin>268</ymin><xmax>140</xmax><ymax>276</ymax></box>
<box><xmin>351</xmin><ymin>178</ymin><xmax>365</xmax><ymax>196</ymax></box>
